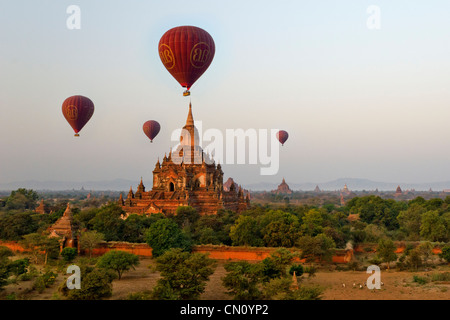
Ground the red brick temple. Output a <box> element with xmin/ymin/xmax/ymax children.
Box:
<box><xmin>48</xmin><ymin>203</ymin><xmax>77</xmax><ymax>250</ymax></box>
<box><xmin>272</xmin><ymin>178</ymin><xmax>293</xmax><ymax>194</ymax></box>
<box><xmin>119</xmin><ymin>103</ymin><xmax>250</xmax><ymax>216</ymax></box>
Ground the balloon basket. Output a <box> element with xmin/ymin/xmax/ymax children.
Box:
<box><xmin>183</xmin><ymin>90</ymin><xmax>191</xmax><ymax>97</ymax></box>
<box><xmin>74</xmin><ymin>133</ymin><xmax>80</xmax><ymax>137</ymax></box>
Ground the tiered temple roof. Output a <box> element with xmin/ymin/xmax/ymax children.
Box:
<box><xmin>120</xmin><ymin>103</ymin><xmax>249</xmax><ymax>216</ymax></box>
<box><xmin>48</xmin><ymin>203</ymin><xmax>77</xmax><ymax>249</ymax></box>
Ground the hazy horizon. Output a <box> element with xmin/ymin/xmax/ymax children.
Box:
<box><xmin>1</xmin><ymin>1</ymin><xmax>450</xmax><ymax>186</ymax></box>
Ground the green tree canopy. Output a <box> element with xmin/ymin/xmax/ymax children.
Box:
<box><xmin>152</xmin><ymin>248</ymin><xmax>216</xmax><ymax>300</ymax></box>
<box><xmin>260</xmin><ymin>210</ymin><xmax>301</xmax><ymax>247</ymax></box>
<box><xmin>144</xmin><ymin>218</ymin><xmax>192</xmax><ymax>257</ymax></box>
<box><xmin>4</xmin><ymin>188</ymin><xmax>39</xmax><ymax>211</ymax></box>
<box><xmin>79</xmin><ymin>230</ymin><xmax>104</xmax><ymax>258</ymax></box>
<box><xmin>377</xmin><ymin>238</ymin><xmax>397</xmax><ymax>270</ymax></box>
<box><xmin>420</xmin><ymin>210</ymin><xmax>447</xmax><ymax>242</ymax></box>
<box><xmin>397</xmin><ymin>204</ymin><xmax>426</xmax><ymax>240</ymax></box>
<box><xmin>222</xmin><ymin>261</ymin><xmax>264</xmax><ymax>300</ymax></box>
<box><xmin>89</xmin><ymin>203</ymin><xmax>125</xmax><ymax>241</ymax></box>
<box><xmin>296</xmin><ymin>234</ymin><xmax>336</xmax><ymax>263</ymax></box>
<box><xmin>229</xmin><ymin>215</ymin><xmax>263</xmax><ymax>247</ymax></box>
<box><xmin>97</xmin><ymin>250</ymin><xmax>139</xmax><ymax>280</ymax></box>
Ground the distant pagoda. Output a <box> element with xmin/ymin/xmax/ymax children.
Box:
<box><xmin>395</xmin><ymin>185</ymin><xmax>402</xmax><ymax>195</ymax></box>
<box><xmin>342</xmin><ymin>184</ymin><xmax>351</xmax><ymax>195</ymax></box>
<box><xmin>272</xmin><ymin>178</ymin><xmax>293</xmax><ymax>194</ymax></box>
<box><xmin>35</xmin><ymin>199</ymin><xmax>47</xmax><ymax>214</ymax></box>
<box><xmin>119</xmin><ymin>103</ymin><xmax>250</xmax><ymax>216</ymax></box>
<box><xmin>314</xmin><ymin>185</ymin><xmax>321</xmax><ymax>193</ymax></box>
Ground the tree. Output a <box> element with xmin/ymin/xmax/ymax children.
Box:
<box><xmin>229</xmin><ymin>215</ymin><xmax>263</xmax><ymax>247</ymax></box>
<box><xmin>152</xmin><ymin>248</ymin><xmax>216</xmax><ymax>300</ymax></box>
<box><xmin>222</xmin><ymin>261</ymin><xmax>264</xmax><ymax>300</ymax></box>
<box><xmin>347</xmin><ymin>196</ymin><xmax>404</xmax><ymax>230</ymax></box>
<box><xmin>439</xmin><ymin>245</ymin><xmax>450</xmax><ymax>263</ymax></box>
<box><xmin>261</xmin><ymin>248</ymin><xmax>296</xmax><ymax>281</ymax></box>
<box><xmin>260</xmin><ymin>210</ymin><xmax>301</xmax><ymax>247</ymax></box>
<box><xmin>0</xmin><ymin>212</ymin><xmax>38</xmax><ymax>241</ymax></box>
<box><xmin>301</xmin><ymin>209</ymin><xmax>324</xmax><ymax>236</ymax></box>
<box><xmin>407</xmin><ymin>248</ymin><xmax>422</xmax><ymax>271</ymax></box>
<box><xmin>0</xmin><ymin>247</ymin><xmax>13</xmax><ymax>289</ymax></box>
<box><xmin>79</xmin><ymin>230</ymin><xmax>104</xmax><ymax>258</ymax></box>
<box><xmin>89</xmin><ymin>203</ymin><xmax>125</xmax><ymax>241</ymax></box>
<box><xmin>417</xmin><ymin>242</ymin><xmax>433</xmax><ymax>266</ymax></box>
<box><xmin>171</xmin><ymin>206</ymin><xmax>200</xmax><ymax>229</ymax></box>
<box><xmin>364</xmin><ymin>224</ymin><xmax>387</xmax><ymax>243</ymax></box>
<box><xmin>262</xmin><ymin>277</ymin><xmax>322</xmax><ymax>300</ymax></box>
<box><xmin>4</xmin><ymin>188</ymin><xmax>39</xmax><ymax>211</ymax></box>
<box><xmin>0</xmin><ymin>246</ymin><xmax>14</xmax><ymax>260</ymax></box>
<box><xmin>61</xmin><ymin>247</ymin><xmax>77</xmax><ymax>262</ymax></box>
<box><xmin>377</xmin><ymin>238</ymin><xmax>397</xmax><ymax>270</ymax></box>
<box><xmin>121</xmin><ymin>213</ymin><xmax>163</xmax><ymax>243</ymax></box>
<box><xmin>420</xmin><ymin>210</ymin><xmax>446</xmax><ymax>242</ymax></box>
<box><xmin>0</xmin><ymin>259</ymin><xmax>10</xmax><ymax>289</ymax></box>
<box><xmin>144</xmin><ymin>219</ymin><xmax>192</xmax><ymax>257</ymax></box>
<box><xmin>397</xmin><ymin>204</ymin><xmax>425</xmax><ymax>240</ymax></box>
<box><xmin>97</xmin><ymin>250</ymin><xmax>139</xmax><ymax>280</ymax></box>
<box><xmin>8</xmin><ymin>258</ymin><xmax>29</xmax><ymax>276</ymax></box>
<box><xmin>296</xmin><ymin>234</ymin><xmax>335</xmax><ymax>264</ymax></box>
<box><xmin>20</xmin><ymin>233</ymin><xmax>60</xmax><ymax>265</ymax></box>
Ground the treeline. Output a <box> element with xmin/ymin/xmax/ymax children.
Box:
<box><xmin>1</xmin><ymin>189</ymin><xmax>449</xmax><ymax>250</ymax></box>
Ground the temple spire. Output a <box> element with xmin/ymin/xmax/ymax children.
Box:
<box><xmin>63</xmin><ymin>203</ymin><xmax>71</xmax><ymax>217</ymax></box>
<box><xmin>186</xmin><ymin>102</ymin><xmax>194</xmax><ymax>126</ymax></box>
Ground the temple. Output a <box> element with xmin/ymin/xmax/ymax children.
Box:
<box><xmin>342</xmin><ymin>184</ymin><xmax>351</xmax><ymax>195</ymax></box>
<box><xmin>35</xmin><ymin>199</ymin><xmax>48</xmax><ymax>214</ymax></box>
<box><xmin>395</xmin><ymin>185</ymin><xmax>403</xmax><ymax>196</ymax></box>
<box><xmin>119</xmin><ymin>103</ymin><xmax>250</xmax><ymax>216</ymax></box>
<box><xmin>272</xmin><ymin>178</ymin><xmax>293</xmax><ymax>194</ymax></box>
<box><xmin>48</xmin><ymin>203</ymin><xmax>77</xmax><ymax>250</ymax></box>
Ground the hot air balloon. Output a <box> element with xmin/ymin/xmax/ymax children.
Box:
<box><xmin>62</xmin><ymin>95</ymin><xmax>95</xmax><ymax>137</ymax></box>
<box><xmin>159</xmin><ymin>26</ymin><xmax>215</xmax><ymax>96</ymax></box>
<box><xmin>277</xmin><ymin>130</ymin><xmax>289</xmax><ymax>146</ymax></box>
<box><xmin>143</xmin><ymin>120</ymin><xmax>161</xmax><ymax>143</ymax></box>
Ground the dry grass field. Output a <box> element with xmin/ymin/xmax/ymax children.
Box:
<box><xmin>1</xmin><ymin>255</ymin><xmax>449</xmax><ymax>300</ymax></box>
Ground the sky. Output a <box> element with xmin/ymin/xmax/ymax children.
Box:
<box><xmin>1</xmin><ymin>0</ymin><xmax>450</xmax><ymax>188</ymax></box>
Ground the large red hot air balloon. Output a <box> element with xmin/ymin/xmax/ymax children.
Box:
<box><xmin>277</xmin><ymin>130</ymin><xmax>289</xmax><ymax>146</ymax></box>
<box><xmin>62</xmin><ymin>95</ymin><xmax>95</xmax><ymax>137</ymax></box>
<box><xmin>143</xmin><ymin>120</ymin><xmax>161</xmax><ymax>143</ymax></box>
<box><xmin>159</xmin><ymin>26</ymin><xmax>215</xmax><ymax>96</ymax></box>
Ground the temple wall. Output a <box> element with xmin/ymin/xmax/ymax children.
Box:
<box><xmin>1</xmin><ymin>240</ymin><xmax>442</xmax><ymax>263</ymax></box>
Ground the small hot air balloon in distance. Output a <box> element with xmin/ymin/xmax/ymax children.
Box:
<box><xmin>62</xmin><ymin>95</ymin><xmax>95</xmax><ymax>137</ymax></box>
<box><xmin>143</xmin><ymin>120</ymin><xmax>161</xmax><ymax>143</ymax></box>
<box><xmin>158</xmin><ymin>26</ymin><xmax>215</xmax><ymax>96</ymax></box>
<box><xmin>277</xmin><ymin>130</ymin><xmax>289</xmax><ymax>146</ymax></box>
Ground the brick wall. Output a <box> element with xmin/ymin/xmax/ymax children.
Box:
<box><xmin>1</xmin><ymin>240</ymin><xmax>442</xmax><ymax>263</ymax></box>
